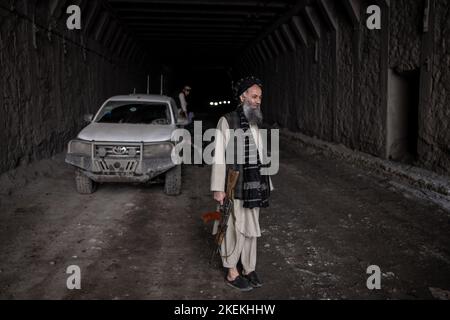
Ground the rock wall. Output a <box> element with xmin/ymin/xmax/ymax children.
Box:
<box><xmin>0</xmin><ymin>0</ymin><xmax>147</xmax><ymax>175</ymax></box>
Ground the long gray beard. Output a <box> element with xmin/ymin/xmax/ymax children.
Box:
<box><xmin>243</xmin><ymin>103</ymin><xmax>263</xmax><ymax>126</ymax></box>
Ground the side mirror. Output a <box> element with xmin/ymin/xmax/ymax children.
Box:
<box><xmin>84</xmin><ymin>114</ymin><xmax>93</xmax><ymax>122</ymax></box>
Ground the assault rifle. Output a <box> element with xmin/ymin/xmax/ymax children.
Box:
<box><xmin>209</xmin><ymin>169</ymin><xmax>240</xmax><ymax>264</ymax></box>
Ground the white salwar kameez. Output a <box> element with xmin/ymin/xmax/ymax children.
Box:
<box><xmin>210</xmin><ymin>117</ymin><xmax>273</xmax><ymax>272</ymax></box>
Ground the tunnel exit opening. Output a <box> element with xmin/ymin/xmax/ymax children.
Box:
<box><xmin>386</xmin><ymin>68</ymin><xmax>420</xmax><ymax>164</ymax></box>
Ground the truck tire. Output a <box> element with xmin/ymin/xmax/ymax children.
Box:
<box><xmin>75</xmin><ymin>169</ymin><xmax>97</xmax><ymax>194</ymax></box>
<box><xmin>164</xmin><ymin>165</ymin><xmax>181</xmax><ymax>196</ymax></box>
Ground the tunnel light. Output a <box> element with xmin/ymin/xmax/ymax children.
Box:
<box><xmin>210</xmin><ymin>100</ymin><xmax>232</xmax><ymax>107</ymax></box>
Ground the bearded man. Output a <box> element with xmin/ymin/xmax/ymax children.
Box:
<box><xmin>210</xmin><ymin>76</ymin><xmax>274</xmax><ymax>291</ymax></box>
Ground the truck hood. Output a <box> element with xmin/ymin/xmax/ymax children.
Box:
<box><xmin>77</xmin><ymin>123</ymin><xmax>175</xmax><ymax>142</ymax></box>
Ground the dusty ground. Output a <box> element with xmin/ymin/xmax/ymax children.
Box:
<box><xmin>0</xmin><ymin>144</ymin><xmax>449</xmax><ymax>300</ymax></box>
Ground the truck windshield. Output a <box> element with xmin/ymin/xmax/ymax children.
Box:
<box><xmin>96</xmin><ymin>101</ymin><xmax>171</xmax><ymax>124</ymax></box>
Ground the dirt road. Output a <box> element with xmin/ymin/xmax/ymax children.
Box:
<box><xmin>0</xmin><ymin>147</ymin><xmax>449</xmax><ymax>299</ymax></box>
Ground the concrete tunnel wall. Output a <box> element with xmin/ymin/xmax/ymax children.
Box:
<box><xmin>0</xmin><ymin>0</ymin><xmax>149</xmax><ymax>175</ymax></box>
<box><xmin>0</xmin><ymin>0</ymin><xmax>448</xmax><ymax>178</ymax></box>
<box><xmin>239</xmin><ymin>0</ymin><xmax>449</xmax><ymax>177</ymax></box>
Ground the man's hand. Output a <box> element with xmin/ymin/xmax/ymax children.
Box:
<box><xmin>213</xmin><ymin>191</ymin><xmax>226</xmax><ymax>205</ymax></box>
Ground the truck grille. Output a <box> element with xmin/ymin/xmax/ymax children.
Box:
<box><xmin>95</xmin><ymin>145</ymin><xmax>141</xmax><ymax>158</ymax></box>
<box><xmin>97</xmin><ymin>159</ymin><xmax>138</xmax><ymax>173</ymax></box>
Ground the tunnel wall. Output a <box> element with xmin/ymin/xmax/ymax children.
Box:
<box><xmin>249</xmin><ymin>0</ymin><xmax>449</xmax><ymax>176</ymax></box>
<box><xmin>424</xmin><ymin>0</ymin><xmax>450</xmax><ymax>176</ymax></box>
<box><xmin>0</xmin><ymin>0</ymin><xmax>148</xmax><ymax>175</ymax></box>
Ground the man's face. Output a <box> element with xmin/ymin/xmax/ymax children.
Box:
<box><xmin>241</xmin><ymin>85</ymin><xmax>263</xmax><ymax>126</ymax></box>
<box><xmin>183</xmin><ymin>87</ymin><xmax>191</xmax><ymax>96</ymax></box>
<box><xmin>240</xmin><ymin>84</ymin><xmax>262</xmax><ymax>109</ymax></box>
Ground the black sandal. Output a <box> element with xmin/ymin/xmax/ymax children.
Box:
<box><xmin>225</xmin><ymin>275</ymin><xmax>253</xmax><ymax>292</ymax></box>
<box><xmin>243</xmin><ymin>271</ymin><xmax>263</xmax><ymax>288</ymax></box>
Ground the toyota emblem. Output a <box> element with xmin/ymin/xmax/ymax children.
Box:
<box><xmin>112</xmin><ymin>146</ymin><xmax>127</xmax><ymax>155</ymax></box>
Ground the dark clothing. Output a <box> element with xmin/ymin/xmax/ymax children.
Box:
<box><xmin>223</xmin><ymin>108</ymin><xmax>270</xmax><ymax>209</ymax></box>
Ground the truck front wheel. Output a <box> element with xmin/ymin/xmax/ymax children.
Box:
<box><xmin>164</xmin><ymin>165</ymin><xmax>181</xmax><ymax>196</ymax></box>
<box><xmin>75</xmin><ymin>169</ymin><xmax>97</xmax><ymax>194</ymax></box>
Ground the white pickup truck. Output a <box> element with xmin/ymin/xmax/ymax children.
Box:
<box><xmin>65</xmin><ymin>94</ymin><xmax>186</xmax><ymax>195</ymax></box>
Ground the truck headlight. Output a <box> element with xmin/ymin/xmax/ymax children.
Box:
<box><xmin>68</xmin><ymin>140</ymin><xmax>92</xmax><ymax>156</ymax></box>
<box><xmin>143</xmin><ymin>143</ymin><xmax>173</xmax><ymax>158</ymax></box>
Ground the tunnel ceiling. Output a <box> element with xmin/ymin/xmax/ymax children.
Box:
<box><xmin>106</xmin><ymin>0</ymin><xmax>299</xmax><ymax>65</ymax></box>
